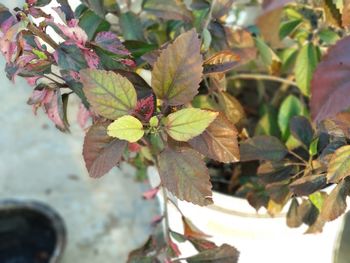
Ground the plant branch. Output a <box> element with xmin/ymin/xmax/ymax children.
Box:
<box><xmin>288</xmin><ymin>150</ymin><xmax>308</xmax><ymax>166</ymax></box>
<box><xmin>162</xmin><ymin>186</ymin><xmax>171</xmax><ymax>243</ymax></box>
<box><xmin>27</xmin><ymin>23</ymin><xmax>59</xmax><ymax>50</ymax></box>
<box><xmin>228</xmin><ymin>74</ymin><xmax>297</xmax><ymax>87</ymax></box>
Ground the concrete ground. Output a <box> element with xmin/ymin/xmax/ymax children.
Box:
<box><xmin>0</xmin><ymin>2</ymin><xmax>159</xmax><ymax>260</ymax></box>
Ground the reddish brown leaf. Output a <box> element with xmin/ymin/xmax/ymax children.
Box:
<box><xmin>151</xmin><ymin>29</ymin><xmax>203</xmax><ymax>106</ymax></box>
<box><xmin>186</xmin><ymin>244</ymin><xmax>240</xmax><ymax>263</ymax></box>
<box><xmin>321</xmin><ymin>177</ymin><xmax>350</xmax><ymax>221</ymax></box>
<box><xmin>182</xmin><ymin>216</ymin><xmax>211</xmax><ymax>239</ymax></box>
<box><xmin>289</xmin><ymin>174</ymin><xmax>327</xmax><ymax>196</ymax></box>
<box><xmin>83</xmin><ymin>122</ymin><xmax>127</xmax><ymax>178</ymax></box>
<box><xmin>257</xmin><ymin>0</ymin><xmax>293</xmax><ymax>46</ymax></box>
<box><xmin>189</xmin><ymin>113</ymin><xmax>240</xmax><ymax>163</ymax></box>
<box><xmin>342</xmin><ymin>0</ymin><xmax>350</xmax><ymax>27</ymax></box>
<box><xmin>311</xmin><ymin>36</ymin><xmax>350</xmax><ymax>122</ymax></box>
<box><xmin>158</xmin><ymin>148</ymin><xmax>213</xmax><ymax>206</ymax></box>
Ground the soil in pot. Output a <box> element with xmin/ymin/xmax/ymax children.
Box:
<box><xmin>0</xmin><ymin>208</ymin><xmax>57</xmax><ymax>263</ymax></box>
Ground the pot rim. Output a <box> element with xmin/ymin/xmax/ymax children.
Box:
<box><xmin>0</xmin><ymin>199</ymin><xmax>67</xmax><ymax>263</ymax></box>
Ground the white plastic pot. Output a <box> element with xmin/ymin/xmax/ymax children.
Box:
<box><xmin>148</xmin><ymin>166</ymin><xmax>346</xmax><ymax>263</ymax></box>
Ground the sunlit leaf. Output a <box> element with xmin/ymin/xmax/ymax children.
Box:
<box><xmin>323</xmin><ymin>0</ymin><xmax>342</xmax><ymax>27</ymax></box>
<box><xmin>327</xmin><ymin>145</ymin><xmax>350</xmax><ymax>183</ymax></box>
<box><xmin>311</xmin><ymin>35</ymin><xmax>350</xmax><ymax>122</ymax></box>
<box><xmin>320</xmin><ymin>177</ymin><xmax>350</xmax><ymax>221</ymax></box>
<box><xmin>107</xmin><ymin>115</ymin><xmax>144</xmax><ymax>143</ymax></box>
<box><xmin>80</xmin><ymin>69</ymin><xmax>137</xmax><ymax>119</ymax></box>
<box><xmin>279</xmin><ymin>19</ymin><xmax>302</xmax><ymax>39</ymax></box>
<box><xmin>240</xmin><ymin>136</ymin><xmax>288</xmax><ymax>162</ymax></box>
<box><xmin>203</xmin><ymin>50</ymin><xmax>240</xmax><ymax>75</ymax></box>
<box><xmin>83</xmin><ymin>122</ymin><xmax>127</xmax><ymax>178</ymax></box>
<box><xmin>164</xmin><ymin>108</ymin><xmax>218</xmax><ymax>142</ymax></box>
<box><xmin>158</xmin><ymin>148</ymin><xmax>213</xmax><ymax>206</ymax></box>
<box><xmin>152</xmin><ymin>29</ymin><xmax>203</xmax><ymax>106</ymax></box>
<box><xmin>295</xmin><ymin>42</ymin><xmax>319</xmax><ymax>97</ymax></box>
<box><xmin>189</xmin><ymin>113</ymin><xmax>240</xmax><ymax>163</ymax></box>
<box><xmin>186</xmin><ymin>244</ymin><xmax>239</xmax><ymax>263</ymax></box>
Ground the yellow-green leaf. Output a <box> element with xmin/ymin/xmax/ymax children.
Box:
<box><xmin>327</xmin><ymin>145</ymin><xmax>350</xmax><ymax>183</ymax></box>
<box><xmin>164</xmin><ymin>108</ymin><xmax>218</xmax><ymax>142</ymax></box>
<box><xmin>107</xmin><ymin>115</ymin><xmax>144</xmax><ymax>143</ymax></box>
<box><xmin>295</xmin><ymin>42</ymin><xmax>319</xmax><ymax>97</ymax></box>
<box><xmin>151</xmin><ymin>29</ymin><xmax>203</xmax><ymax>106</ymax></box>
<box><xmin>80</xmin><ymin>69</ymin><xmax>137</xmax><ymax>120</ymax></box>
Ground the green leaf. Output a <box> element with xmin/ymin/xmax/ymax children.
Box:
<box><xmin>289</xmin><ymin>116</ymin><xmax>314</xmax><ymax>147</ymax></box>
<box><xmin>289</xmin><ymin>174</ymin><xmax>327</xmax><ymax>196</ymax></box>
<box><xmin>123</xmin><ymin>41</ymin><xmax>157</xmax><ymax>58</ymax></box>
<box><xmin>158</xmin><ymin>148</ymin><xmax>213</xmax><ymax>206</ymax></box>
<box><xmin>255</xmin><ymin>105</ymin><xmax>281</xmax><ymax>137</ymax></box>
<box><xmin>240</xmin><ymin>136</ymin><xmax>288</xmax><ymax>162</ymax></box>
<box><xmin>149</xmin><ymin>116</ymin><xmax>159</xmax><ymax>127</ymax></box>
<box><xmin>119</xmin><ymin>12</ymin><xmax>145</xmax><ymax>41</ymax></box>
<box><xmin>164</xmin><ymin>108</ymin><xmax>218</xmax><ymax>142</ymax></box>
<box><xmin>189</xmin><ymin>113</ymin><xmax>240</xmax><ymax>163</ymax></box>
<box><xmin>143</xmin><ymin>0</ymin><xmax>193</xmax><ymax>22</ymax></box>
<box><xmin>152</xmin><ymin>29</ymin><xmax>203</xmax><ymax>106</ymax></box>
<box><xmin>294</xmin><ymin>42</ymin><xmax>319</xmax><ymax>97</ymax></box>
<box><xmin>321</xmin><ymin>177</ymin><xmax>350</xmax><ymax>221</ymax></box>
<box><xmin>80</xmin><ymin>69</ymin><xmax>137</xmax><ymax>119</ymax></box>
<box><xmin>83</xmin><ymin>122</ymin><xmax>127</xmax><ymax>178</ymax></box>
<box><xmin>327</xmin><ymin>145</ymin><xmax>350</xmax><ymax>183</ymax></box>
<box><xmin>107</xmin><ymin>115</ymin><xmax>144</xmax><ymax>143</ymax></box>
<box><xmin>278</xmin><ymin>95</ymin><xmax>308</xmax><ymax>141</ymax></box>
<box><xmin>279</xmin><ymin>19</ymin><xmax>302</xmax><ymax>39</ymax></box>
<box><xmin>254</xmin><ymin>37</ymin><xmax>279</xmax><ymax>66</ymax></box>
<box><xmin>186</xmin><ymin>244</ymin><xmax>239</xmax><ymax>263</ymax></box>
<box><xmin>55</xmin><ymin>43</ymin><xmax>88</xmax><ymax>71</ymax></box>
<box><xmin>309</xmin><ymin>191</ymin><xmax>327</xmax><ymax>211</ymax></box>
<box><xmin>319</xmin><ymin>29</ymin><xmax>340</xmax><ymax>45</ymax></box>
<box><xmin>78</xmin><ymin>9</ymin><xmax>110</xmax><ymax>40</ymax></box>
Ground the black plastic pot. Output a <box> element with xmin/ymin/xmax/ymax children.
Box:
<box><xmin>0</xmin><ymin>200</ymin><xmax>66</xmax><ymax>263</ymax></box>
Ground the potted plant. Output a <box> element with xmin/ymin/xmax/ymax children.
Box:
<box><xmin>1</xmin><ymin>0</ymin><xmax>350</xmax><ymax>262</ymax></box>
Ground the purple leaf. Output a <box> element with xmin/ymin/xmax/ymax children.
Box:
<box><xmin>57</xmin><ymin>19</ymin><xmax>88</xmax><ymax>46</ymax></box>
<box><xmin>94</xmin><ymin>32</ymin><xmax>130</xmax><ymax>56</ymax></box>
<box><xmin>311</xmin><ymin>36</ymin><xmax>350</xmax><ymax>122</ymax></box>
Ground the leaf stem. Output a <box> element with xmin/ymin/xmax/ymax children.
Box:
<box><xmin>27</xmin><ymin>23</ymin><xmax>59</xmax><ymax>50</ymax></box>
<box><xmin>162</xmin><ymin>186</ymin><xmax>171</xmax><ymax>243</ymax></box>
<box><xmin>228</xmin><ymin>73</ymin><xmax>297</xmax><ymax>87</ymax></box>
<box><xmin>288</xmin><ymin>150</ymin><xmax>308</xmax><ymax>166</ymax></box>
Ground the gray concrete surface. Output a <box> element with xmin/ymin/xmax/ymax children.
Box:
<box><xmin>0</xmin><ymin>2</ymin><xmax>159</xmax><ymax>260</ymax></box>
